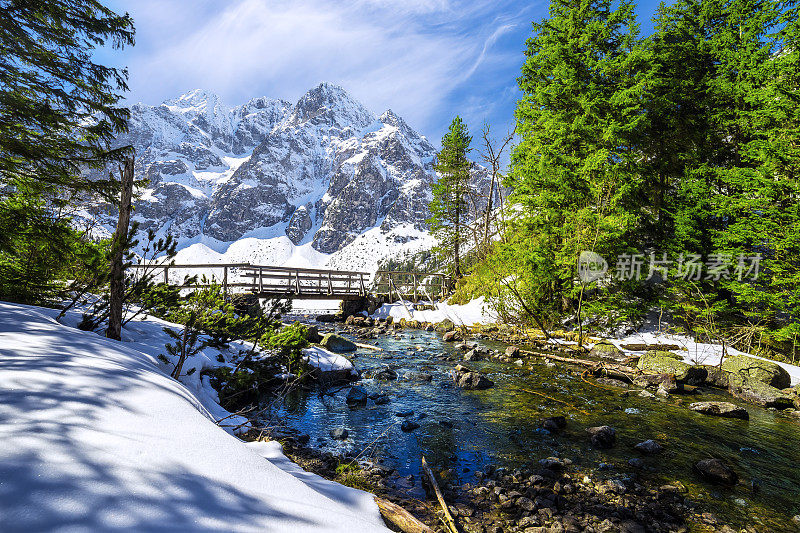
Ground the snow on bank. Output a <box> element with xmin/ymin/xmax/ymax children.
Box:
<box><xmin>371</xmin><ymin>296</ymin><xmax>497</xmax><ymax>326</ymax></box>
<box><xmin>609</xmin><ymin>329</ymin><xmax>800</xmax><ymax>387</ymax></box>
<box><xmin>303</xmin><ymin>346</ymin><xmax>357</xmax><ymax>375</ymax></box>
<box><xmin>0</xmin><ymin>302</ymin><xmax>389</xmax><ymax>532</ymax></box>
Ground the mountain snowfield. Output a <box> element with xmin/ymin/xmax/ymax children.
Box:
<box><xmin>88</xmin><ymin>83</ymin><xmax>487</xmax><ymax>273</ymax></box>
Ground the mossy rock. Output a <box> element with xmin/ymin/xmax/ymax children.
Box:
<box><xmin>435</xmin><ymin>319</ymin><xmax>455</xmax><ymax>332</ymax></box>
<box><xmin>590</xmin><ymin>342</ymin><xmax>623</xmax><ymax>358</ymax></box>
<box><xmin>720</xmin><ymin>355</ymin><xmax>790</xmax><ymax>389</ymax></box>
<box><xmin>728</xmin><ymin>376</ymin><xmax>795</xmax><ymax>409</ymax></box>
<box><xmin>701</xmin><ymin>365</ymin><xmax>731</xmax><ymax>389</ymax></box>
<box><xmin>637</xmin><ymin>350</ymin><xmax>705</xmax><ymax>383</ymax></box>
<box><xmin>320</xmin><ymin>333</ymin><xmax>356</xmax><ymax>353</ymax></box>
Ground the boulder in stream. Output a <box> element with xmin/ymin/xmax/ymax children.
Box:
<box><xmin>693</xmin><ymin>458</ymin><xmax>738</xmax><ymax>486</ymax></box>
<box><xmin>400</xmin><ymin>420</ymin><xmax>420</xmax><ymax>432</ymax></box>
<box><xmin>330</xmin><ymin>428</ymin><xmax>349</xmax><ymax>440</ymax></box>
<box><xmin>345</xmin><ymin>386</ymin><xmax>368</xmax><ymax>405</ymax></box>
<box><xmin>452</xmin><ymin>365</ymin><xmax>494</xmax><ymax>390</ymax></box>
<box><xmin>320</xmin><ymin>333</ymin><xmax>357</xmax><ymax>352</ymax></box>
<box><xmin>721</xmin><ymin>355</ymin><xmax>790</xmax><ymax>389</ymax></box>
<box><xmin>728</xmin><ymin>377</ymin><xmax>795</xmax><ymax>409</ymax></box>
<box><xmin>586</xmin><ymin>425</ymin><xmax>616</xmax><ymax>449</ymax></box>
<box><xmin>634</xmin><ymin>439</ymin><xmax>663</xmax><ymax>454</ymax></box>
<box><xmin>689</xmin><ymin>401</ymin><xmax>749</xmax><ymax>420</ymax></box>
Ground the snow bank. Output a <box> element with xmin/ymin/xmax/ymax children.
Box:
<box><xmin>0</xmin><ymin>302</ymin><xmax>388</xmax><ymax>532</ymax></box>
<box><xmin>371</xmin><ymin>296</ymin><xmax>497</xmax><ymax>326</ymax></box>
<box><xmin>303</xmin><ymin>346</ymin><xmax>356</xmax><ymax>375</ymax></box>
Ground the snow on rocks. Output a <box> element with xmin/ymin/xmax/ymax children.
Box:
<box><xmin>0</xmin><ymin>302</ymin><xmax>388</xmax><ymax>532</ymax></box>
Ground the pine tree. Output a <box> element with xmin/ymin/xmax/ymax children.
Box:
<box><xmin>0</xmin><ymin>0</ymin><xmax>135</xmax><ymax>200</ymax></box>
<box><xmin>429</xmin><ymin>116</ymin><xmax>473</xmax><ymax>280</ymax></box>
<box><xmin>503</xmin><ymin>0</ymin><xmax>648</xmax><ymax>327</ymax></box>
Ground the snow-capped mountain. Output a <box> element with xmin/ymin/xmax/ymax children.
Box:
<box><xmin>89</xmin><ymin>83</ymin><xmax>489</xmax><ymax>272</ymax></box>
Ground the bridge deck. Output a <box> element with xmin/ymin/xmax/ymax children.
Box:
<box><xmin>128</xmin><ymin>263</ymin><xmax>451</xmax><ymax>302</ymax></box>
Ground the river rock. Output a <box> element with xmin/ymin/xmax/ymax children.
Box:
<box><xmin>305</xmin><ymin>325</ymin><xmax>323</xmax><ymax>343</ymax></box>
<box><xmin>395</xmin><ymin>410</ymin><xmax>414</xmax><ymax>417</ymax></box>
<box><xmin>403</xmin><ymin>371</ymin><xmax>433</xmax><ymax>382</ymax></box>
<box><xmin>436</xmin><ymin>319</ymin><xmax>455</xmax><ymax>332</ymax></box>
<box><xmin>637</xmin><ymin>350</ymin><xmax>706</xmax><ymax>383</ymax></box>
<box><xmin>345</xmin><ymin>386</ymin><xmax>368</xmax><ymax>405</ymax></box>
<box><xmin>721</xmin><ymin>355</ymin><xmax>790</xmax><ymax>389</ymax></box>
<box><xmin>701</xmin><ymin>365</ymin><xmax>731</xmax><ymax>388</ymax></box>
<box><xmin>590</xmin><ymin>342</ymin><xmax>623</xmax><ymax>359</ymax></box>
<box><xmin>634</xmin><ymin>439</ymin><xmax>663</xmax><ymax>454</ymax></box>
<box><xmin>330</xmin><ymin>428</ymin><xmax>349</xmax><ymax>440</ymax></box>
<box><xmin>373</xmin><ymin>394</ymin><xmax>390</xmax><ymax>405</ymax></box>
<box><xmin>400</xmin><ymin>420</ymin><xmax>420</xmax><ymax>432</ymax></box>
<box><xmin>464</xmin><ymin>349</ymin><xmax>483</xmax><ymax>362</ymax></box>
<box><xmin>689</xmin><ymin>401</ymin><xmax>749</xmax><ymax>419</ymax></box>
<box><xmin>586</xmin><ymin>425</ymin><xmax>616</xmax><ymax>449</ymax></box>
<box><xmin>693</xmin><ymin>458</ymin><xmax>738</xmax><ymax>485</ymax></box>
<box><xmin>371</xmin><ymin>367</ymin><xmax>398</xmax><ymax>380</ymax></box>
<box><xmin>443</xmin><ymin>330</ymin><xmax>459</xmax><ymax>342</ymax></box>
<box><xmin>505</xmin><ymin>345</ymin><xmax>521</xmax><ymax>358</ymax></box>
<box><xmin>541</xmin><ymin>416</ymin><xmax>567</xmax><ymax>432</ymax></box>
<box><xmin>320</xmin><ymin>333</ymin><xmax>357</xmax><ymax>352</ymax></box>
<box><xmin>453</xmin><ymin>366</ymin><xmax>494</xmax><ymax>390</ymax></box>
<box><xmin>728</xmin><ymin>377</ymin><xmax>795</xmax><ymax>409</ymax></box>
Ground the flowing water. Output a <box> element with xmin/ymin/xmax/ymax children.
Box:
<box><xmin>268</xmin><ymin>328</ymin><xmax>800</xmax><ymax>530</ymax></box>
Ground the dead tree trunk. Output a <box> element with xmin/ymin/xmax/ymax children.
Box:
<box><xmin>106</xmin><ymin>156</ymin><xmax>135</xmax><ymax>341</ymax></box>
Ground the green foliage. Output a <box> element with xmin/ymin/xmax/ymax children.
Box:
<box><xmin>428</xmin><ymin>116</ymin><xmax>473</xmax><ymax>279</ymax></box>
<box><xmin>0</xmin><ymin>0</ymin><xmax>135</xmax><ymax>200</ymax></box>
<box><xmin>263</xmin><ymin>322</ymin><xmax>310</xmax><ymax>375</ymax></box>
<box><xmin>161</xmin><ymin>310</ymin><xmax>208</xmax><ymax>379</ymax></box>
<box><xmin>0</xmin><ymin>194</ymin><xmax>106</xmax><ymax>304</ymax></box>
<box><xmin>470</xmin><ymin>0</ymin><xmax>799</xmax><ymax>358</ymax></box>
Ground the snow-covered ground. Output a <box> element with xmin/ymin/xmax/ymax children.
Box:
<box><xmin>371</xmin><ymin>296</ymin><xmax>497</xmax><ymax>326</ymax></box>
<box><xmin>0</xmin><ymin>301</ymin><xmax>389</xmax><ymax>532</ymax></box>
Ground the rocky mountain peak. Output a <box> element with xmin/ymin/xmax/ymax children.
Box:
<box><xmin>287</xmin><ymin>82</ymin><xmax>375</xmax><ymax>131</ymax></box>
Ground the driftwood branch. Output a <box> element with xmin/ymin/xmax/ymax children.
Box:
<box><xmin>421</xmin><ymin>456</ymin><xmax>458</xmax><ymax>533</ymax></box>
<box><xmin>520</xmin><ymin>349</ymin><xmax>637</xmax><ymax>382</ymax></box>
<box><xmin>374</xmin><ymin>497</ymin><xmax>434</xmax><ymax>533</ymax></box>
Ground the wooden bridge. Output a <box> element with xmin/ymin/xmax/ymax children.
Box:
<box><xmin>128</xmin><ymin>263</ymin><xmax>451</xmax><ymax>302</ymax></box>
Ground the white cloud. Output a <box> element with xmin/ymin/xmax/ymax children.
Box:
<box><xmin>123</xmin><ymin>0</ymin><xmax>488</xmax><ymax>132</ymax></box>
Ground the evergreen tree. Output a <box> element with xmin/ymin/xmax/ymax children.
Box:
<box><xmin>0</xmin><ymin>0</ymin><xmax>135</xmax><ymax>200</ymax></box>
<box><xmin>503</xmin><ymin>0</ymin><xmax>648</xmax><ymax>327</ymax></box>
<box><xmin>0</xmin><ymin>0</ymin><xmax>134</xmax><ymax>303</ymax></box>
<box><xmin>429</xmin><ymin>116</ymin><xmax>472</xmax><ymax>280</ymax></box>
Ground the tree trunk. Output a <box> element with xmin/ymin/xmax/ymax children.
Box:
<box><xmin>106</xmin><ymin>157</ymin><xmax>134</xmax><ymax>340</ymax></box>
<box><xmin>454</xmin><ymin>198</ymin><xmax>461</xmax><ymax>279</ymax></box>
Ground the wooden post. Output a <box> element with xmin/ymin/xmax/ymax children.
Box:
<box><xmin>223</xmin><ymin>266</ymin><xmax>228</xmax><ymax>300</ymax></box>
<box><xmin>163</xmin><ymin>266</ymin><xmax>169</xmax><ymax>284</ymax></box>
<box><xmin>106</xmin><ymin>156</ymin><xmax>135</xmax><ymax>341</ymax></box>
<box><xmin>413</xmin><ymin>273</ymin><xmax>418</xmax><ymax>303</ymax></box>
<box><xmin>295</xmin><ymin>271</ymin><xmax>301</xmax><ymax>294</ymax></box>
<box><xmin>259</xmin><ymin>267</ymin><xmax>263</xmax><ymax>293</ymax></box>
<box><xmin>328</xmin><ymin>272</ymin><xmax>333</xmax><ymax>295</ymax></box>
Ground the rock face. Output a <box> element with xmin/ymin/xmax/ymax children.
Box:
<box><xmin>693</xmin><ymin>458</ymin><xmax>738</xmax><ymax>486</ymax></box>
<box><xmin>689</xmin><ymin>401</ymin><xmax>750</xmax><ymax>420</ymax></box>
<box><xmin>721</xmin><ymin>355</ymin><xmax>791</xmax><ymax>389</ymax></box>
<box><xmin>85</xmin><ymin>83</ymin><xmax>493</xmax><ymax>269</ymax></box>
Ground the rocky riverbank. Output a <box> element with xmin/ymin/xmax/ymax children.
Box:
<box><xmin>239</xmin><ymin>314</ymin><xmax>800</xmax><ymax>532</ymax></box>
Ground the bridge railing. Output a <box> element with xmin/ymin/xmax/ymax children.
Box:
<box><xmin>372</xmin><ymin>270</ymin><xmax>451</xmax><ymax>302</ymax></box>
<box><xmin>240</xmin><ymin>265</ymin><xmax>369</xmax><ymax>299</ymax></box>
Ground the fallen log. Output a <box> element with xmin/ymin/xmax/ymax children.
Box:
<box><xmin>421</xmin><ymin>456</ymin><xmax>459</xmax><ymax>533</ymax></box>
<box><xmin>520</xmin><ymin>349</ymin><xmax>638</xmax><ymax>382</ymax></box>
<box><xmin>354</xmin><ymin>342</ymin><xmax>382</xmax><ymax>351</ymax></box>
<box><xmin>374</xmin><ymin>497</ymin><xmax>434</xmax><ymax>533</ymax></box>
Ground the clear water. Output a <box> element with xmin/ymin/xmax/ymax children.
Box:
<box><xmin>267</xmin><ymin>329</ymin><xmax>800</xmax><ymax>530</ymax></box>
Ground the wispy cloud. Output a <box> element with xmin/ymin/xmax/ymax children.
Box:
<box><xmin>109</xmin><ymin>0</ymin><xmax>539</xmax><ymax>142</ymax></box>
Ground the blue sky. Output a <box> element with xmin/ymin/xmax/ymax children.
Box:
<box><xmin>100</xmin><ymin>0</ymin><xmax>668</xmax><ymax>148</ymax></box>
